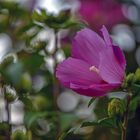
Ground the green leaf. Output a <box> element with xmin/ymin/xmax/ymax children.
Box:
<box><xmin>58</xmin><ymin>126</ymin><xmax>80</xmax><ymax>140</ymax></box>
<box><xmin>132</xmin><ymin>84</ymin><xmax>140</xmax><ymax>95</ymax></box>
<box><xmin>129</xmin><ymin>96</ymin><xmax>140</xmax><ymax>111</ymax></box>
<box><xmin>88</xmin><ymin>97</ymin><xmax>96</xmax><ymax>107</ymax></box>
<box><xmin>94</xmin><ymin>97</ymin><xmax>109</xmax><ymax>118</ymax></box>
<box><xmin>24</xmin><ymin>111</ymin><xmax>55</xmax><ymax>129</ymax></box>
<box><xmin>22</xmin><ymin>53</ymin><xmax>44</xmax><ymax>73</ymax></box>
<box><xmin>19</xmin><ymin>95</ymin><xmax>34</xmax><ymax>110</ymax></box>
<box><xmin>81</xmin><ymin>117</ymin><xmax>118</xmax><ymax>128</ymax></box>
<box><xmin>2</xmin><ymin>62</ymin><xmax>24</xmax><ymax>85</ymax></box>
<box><xmin>60</xmin><ymin>113</ymin><xmax>78</xmax><ymax>131</ymax></box>
<box><xmin>32</xmin><ymin>9</ymin><xmax>78</xmax><ymax>30</ymax></box>
<box><xmin>98</xmin><ymin>117</ymin><xmax>118</xmax><ymax>128</ymax></box>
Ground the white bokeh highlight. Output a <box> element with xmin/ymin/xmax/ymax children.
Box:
<box><xmin>57</xmin><ymin>91</ymin><xmax>79</xmax><ymax>112</ymax></box>
<box><xmin>112</xmin><ymin>24</ymin><xmax>135</xmax><ymax>52</ymax></box>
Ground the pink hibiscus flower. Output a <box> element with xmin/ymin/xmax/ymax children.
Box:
<box><xmin>56</xmin><ymin>26</ymin><xmax>126</xmax><ymax>97</ymax></box>
<box><xmin>78</xmin><ymin>0</ymin><xmax>127</xmax><ymax>31</ymax></box>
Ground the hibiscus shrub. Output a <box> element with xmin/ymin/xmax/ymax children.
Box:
<box><xmin>0</xmin><ymin>1</ymin><xmax>140</xmax><ymax>140</ymax></box>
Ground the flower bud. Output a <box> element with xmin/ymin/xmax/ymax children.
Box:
<box><xmin>126</xmin><ymin>73</ymin><xmax>134</xmax><ymax>84</ymax></box>
<box><xmin>108</xmin><ymin>98</ymin><xmax>124</xmax><ymax>117</ymax></box>
<box><xmin>33</xmin><ymin>95</ymin><xmax>48</xmax><ymax>111</ymax></box>
<box><xmin>123</xmin><ymin>73</ymin><xmax>134</xmax><ymax>88</ymax></box>
<box><xmin>5</xmin><ymin>86</ymin><xmax>18</xmax><ymax>103</ymax></box>
<box><xmin>133</xmin><ymin>68</ymin><xmax>140</xmax><ymax>83</ymax></box>
<box><xmin>20</xmin><ymin>72</ymin><xmax>32</xmax><ymax>91</ymax></box>
<box><xmin>11</xmin><ymin>130</ymin><xmax>27</xmax><ymax>140</ymax></box>
<box><xmin>0</xmin><ymin>55</ymin><xmax>14</xmax><ymax>68</ymax></box>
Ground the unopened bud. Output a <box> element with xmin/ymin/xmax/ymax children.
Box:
<box><xmin>20</xmin><ymin>72</ymin><xmax>32</xmax><ymax>91</ymax></box>
<box><xmin>11</xmin><ymin>130</ymin><xmax>27</xmax><ymax>140</ymax></box>
<box><xmin>0</xmin><ymin>55</ymin><xmax>14</xmax><ymax>68</ymax></box>
<box><xmin>134</xmin><ymin>68</ymin><xmax>140</xmax><ymax>83</ymax></box>
<box><xmin>123</xmin><ymin>73</ymin><xmax>134</xmax><ymax>88</ymax></box>
<box><xmin>108</xmin><ymin>98</ymin><xmax>124</xmax><ymax>117</ymax></box>
<box><xmin>126</xmin><ymin>73</ymin><xmax>134</xmax><ymax>84</ymax></box>
<box><xmin>5</xmin><ymin>86</ymin><xmax>17</xmax><ymax>103</ymax></box>
<box><xmin>33</xmin><ymin>95</ymin><xmax>48</xmax><ymax>111</ymax></box>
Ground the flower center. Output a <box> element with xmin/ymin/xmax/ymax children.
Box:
<box><xmin>89</xmin><ymin>66</ymin><xmax>99</xmax><ymax>74</ymax></box>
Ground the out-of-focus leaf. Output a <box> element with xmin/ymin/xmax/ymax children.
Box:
<box><xmin>81</xmin><ymin>117</ymin><xmax>118</xmax><ymax>128</ymax></box>
<box><xmin>131</xmin><ymin>83</ymin><xmax>140</xmax><ymax>95</ymax></box>
<box><xmin>129</xmin><ymin>96</ymin><xmax>140</xmax><ymax>112</ymax></box>
<box><xmin>11</xmin><ymin>130</ymin><xmax>27</xmax><ymax>140</ymax></box>
<box><xmin>88</xmin><ymin>97</ymin><xmax>96</xmax><ymax>107</ymax></box>
<box><xmin>94</xmin><ymin>97</ymin><xmax>109</xmax><ymax>118</ymax></box>
<box><xmin>58</xmin><ymin>126</ymin><xmax>80</xmax><ymax>140</ymax></box>
<box><xmin>2</xmin><ymin>61</ymin><xmax>24</xmax><ymax>85</ymax></box>
<box><xmin>21</xmin><ymin>53</ymin><xmax>44</xmax><ymax>73</ymax></box>
<box><xmin>60</xmin><ymin>113</ymin><xmax>78</xmax><ymax>131</ymax></box>
<box><xmin>0</xmin><ymin>1</ymin><xmax>29</xmax><ymax>18</ymax></box>
<box><xmin>17</xmin><ymin>22</ymin><xmax>36</xmax><ymax>35</ymax></box>
<box><xmin>24</xmin><ymin>111</ymin><xmax>55</xmax><ymax>129</ymax></box>
<box><xmin>19</xmin><ymin>95</ymin><xmax>34</xmax><ymax>110</ymax></box>
<box><xmin>32</xmin><ymin>9</ymin><xmax>78</xmax><ymax>30</ymax></box>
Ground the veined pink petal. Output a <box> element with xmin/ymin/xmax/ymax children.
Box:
<box><xmin>72</xmin><ymin>28</ymin><xmax>106</xmax><ymax>67</ymax></box>
<box><xmin>70</xmin><ymin>83</ymin><xmax>106</xmax><ymax>97</ymax></box>
<box><xmin>99</xmin><ymin>47</ymin><xmax>125</xmax><ymax>84</ymax></box>
<box><xmin>90</xmin><ymin>83</ymin><xmax>121</xmax><ymax>92</ymax></box>
<box><xmin>101</xmin><ymin>26</ymin><xmax>126</xmax><ymax>70</ymax></box>
<box><xmin>100</xmin><ymin>25</ymin><xmax>112</xmax><ymax>47</ymax></box>
<box><xmin>70</xmin><ymin>82</ymin><xmax>120</xmax><ymax>97</ymax></box>
<box><xmin>56</xmin><ymin>57</ymin><xmax>102</xmax><ymax>88</ymax></box>
<box><xmin>113</xmin><ymin>45</ymin><xmax>126</xmax><ymax>70</ymax></box>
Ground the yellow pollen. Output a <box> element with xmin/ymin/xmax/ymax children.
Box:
<box><xmin>89</xmin><ymin>66</ymin><xmax>99</xmax><ymax>74</ymax></box>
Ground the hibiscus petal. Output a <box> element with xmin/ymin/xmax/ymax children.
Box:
<box><xmin>56</xmin><ymin>57</ymin><xmax>102</xmax><ymax>88</ymax></box>
<box><xmin>101</xmin><ymin>26</ymin><xmax>126</xmax><ymax>69</ymax></box>
<box><xmin>112</xmin><ymin>45</ymin><xmax>126</xmax><ymax>70</ymax></box>
<box><xmin>70</xmin><ymin>82</ymin><xmax>120</xmax><ymax>97</ymax></box>
<box><xmin>90</xmin><ymin>83</ymin><xmax>121</xmax><ymax>92</ymax></box>
<box><xmin>72</xmin><ymin>28</ymin><xmax>106</xmax><ymax>67</ymax></box>
<box><xmin>100</xmin><ymin>25</ymin><xmax>112</xmax><ymax>47</ymax></box>
<box><xmin>70</xmin><ymin>83</ymin><xmax>106</xmax><ymax>97</ymax></box>
<box><xmin>99</xmin><ymin>47</ymin><xmax>125</xmax><ymax>84</ymax></box>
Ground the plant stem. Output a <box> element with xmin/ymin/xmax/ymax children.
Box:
<box><xmin>53</xmin><ymin>30</ymin><xmax>61</xmax><ymax>139</ymax></box>
<box><xmin>121</xmin><ymin>93</ymin><xmax>132</xmax><ymax>140</ymax></box>
<box><xmin>53</xmin><ymin>30</ymin><xmax>60</xmax><ymax>108</ymax></box>
<box><xmin>3</xmin><ymin>86</ymin><xmax>11</xmax><ymax>140</ymax></box>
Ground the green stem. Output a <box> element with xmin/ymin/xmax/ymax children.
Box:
<box><xmin>121</xmin><ymin>93</ymin><xmax>132</xmax><ymax>140</ymax></box>
<box><xmin>52</xmin><ymin>30</ymin><xmax>60</xmax><ymax>108</ymax></box>
<box><xmin>53</xmin><ymin>30</ymin><xmax>61</xmax><ymax>140</ymax></box>
<box><xmin>1</xmin><ymin>83</ymin><xmax>11</xmax><ymax>140</ymax></box>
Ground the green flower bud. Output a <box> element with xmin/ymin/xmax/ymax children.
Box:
<box><xmin>11</xmin><ymin>130</ymin><xmax>27</xmax><ymax>140</ymax></box>
<box><xmin>126</xmin><ymin>73</ymin><xmax>135</xmax><ymax>84</ymax></box>
<box><xmin>20</xmin><ymin>72</ymin><xmax>32</xmax><ymax>91</ymax></box>
<box><xmin>108</xmin><ymin>98</ymin><xmax>124</xmax><ymax>117</ymax></box>
<box><xmin>123</xmin><ymin>73</ymin><xmax>134</xmax><ymax>88</ymax></box>
<box><xmin>33</xmin><ymin>95</ymin><xmax>48</xmax><ymax>111</ymax></box>
<box><xmin>0</xmin><ymin>55</ymin><xmax>14</xmax><ymax>68</ymax></box>
<box><xmin>133</xmin><ymin>68</ymin><xmax>140</xmax><ymax>83</ymax></box>
<box><xmin>5</xmin><ymin>86</ymin><xmax>17</xmax><ymax>103</ymax></box>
